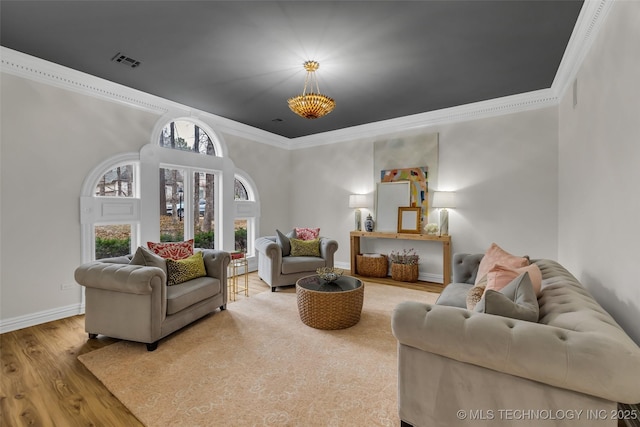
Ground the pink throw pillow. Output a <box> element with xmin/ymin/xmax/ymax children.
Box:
<box><xmin>486</xmin><ymin>263</ymin><xmax>542</xmax><ymax>296</ymax></box>
<box><xmin>475</xmin><ymin>243</ymin><xmax>529</xmax><ymax>286</ymax></box>
<box><xmin>295</xmin><ymin>227</ymin><xmax>320</xmax><ymax>241</ymax></box>
<box><xmin>147</xmin><ymin>239</ymin><xmax>194</xmax><ymax>260</ymax></box>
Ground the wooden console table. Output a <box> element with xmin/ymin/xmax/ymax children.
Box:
<box><xmin>350</xmin><ymin>231</ymin><xmax>452</xmax><ymax>286</ymax></box>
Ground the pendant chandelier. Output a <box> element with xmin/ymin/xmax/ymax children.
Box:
<box><xmin>288</xmin><ymin>60</ymin><xmax>335</xmax><ymax>119</ymax></box>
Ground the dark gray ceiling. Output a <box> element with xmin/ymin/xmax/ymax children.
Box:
<box><xmin>1</xmin><ymin>1</ymin><xmax>583</xmax><ymax>138</ymax></box>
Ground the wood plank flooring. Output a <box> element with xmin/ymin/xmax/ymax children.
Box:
<box><xmin>0</xmin><ymin>272</ymin><xmax>439</xmax><ymax>426</ymax></box>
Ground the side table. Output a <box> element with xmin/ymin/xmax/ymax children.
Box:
<box><xmin>228</xmin><ymin>252</ymin><xmax>248</xmax><ymax>301</ymax></box>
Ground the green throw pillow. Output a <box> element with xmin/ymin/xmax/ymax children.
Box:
<box><xmin>289</xmin><ymin>238</ymin><xmax>320</xmax><ymax>257</ymax></box>
<box><xmin>166</xmin><ymin>251</ymin><xmax>207</xmax><ymax>286</ymax></box>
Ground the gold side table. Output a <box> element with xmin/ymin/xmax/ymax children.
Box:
<box><xmin>228</xmin><ymin>252</ymin><xmax>248</xmax><ymax>301</ymax></box>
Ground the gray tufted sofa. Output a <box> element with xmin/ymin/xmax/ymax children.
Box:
<box><xmin>75</xmin><ymin>249</ymin><xmax>230</xmax><ymax>351</ymax></box>
<box><xmin>391</xmin><ymin>254</ymin><xmax>640</xmax><ymax>427</ymax></box>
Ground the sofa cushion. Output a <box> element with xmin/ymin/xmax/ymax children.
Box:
<box><xmin>147</xmin><ymin>239</ymin><xmax>194</xmax><ymax>260</ymax></box>
<box><xmin>276</xmin><ymin>229</ymin><xmax>295</xmax><ymax>256</ymax></box>
<box><xmin>290</xmin><ymin>238</ymin><xmax>320</xmax><ymax>257</ymax></box>
<box><xmin>281</xmin><ymin>256</ymin><xmax>326</xmax><ymax>275</ymax></box>
<box><xmin>166</xmin><ymin>276</ymin><xmax>221</xmax><ymax>315</ymax></box>
<box><xmin>166</xmin><ymin>252</ymin><xmax>207</xmax><ymax>286</ymax></box>
<box><xmin>435</xmin><ymin>282</ymin><xmax>472</xmax><ymax>308</ymax></box>
<box><xmin>486</xmin><ymin>263</ymin><xmax>543</xmax><ymax>295</ymax></box>
<box><xmin>129</xmin><ymin>246</ymin><xmax>168</xmax><ymax>279</ymax></box>
<box><xmin>294</xmin><ymin>227</ymin><xmax>320</xmax><ymax>240</ymax></box>
<box><xmin>475</xmin><ymin>243</ymin><xmax>529</xmax><ymax>286</ymax></box>
<box><xmin>474</xmin><ymin>272</ymin><xmax>539</xmax><ymax>322</ymax></box>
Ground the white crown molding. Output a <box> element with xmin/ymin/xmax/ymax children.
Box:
<box><xmin>1</xmin><ymin>0</ymin><xmax>612</xmax><ymax>151</ymax></box>
<box><xmin>551</xmin><ymin>0</ymin><xmax>613</xmax><ymax>100</ymax></box>
<box><xmin>0</xmin><ymin>47</ymin><xmax>291</xmax><ymax>149</ymax></box>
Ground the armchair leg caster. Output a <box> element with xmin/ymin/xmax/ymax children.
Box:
<box><xmin>146</xmin><ymin>341</ymin><xmax>158</xmax><ymax>352</ymax></box>
<box><xmin>88</xmin><ymin>333</ymin><xmax>98</xmax><ymax>339</ymax></box>
<box><xmin>271</xmin><ymin>287</ymin><xmax>276</xmax><ymax>292</ymax></box>
<box><xmin>220</xmin><ymin>304</ymin><xmax>227</xmax><ymax>310</ymax></box>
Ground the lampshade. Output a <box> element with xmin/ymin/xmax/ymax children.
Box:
<box><xmin>348</xmin><ymin>194</ymin><xmax>368</xmax><ymax>209</ymax></box>
<box><xmin>432</xmin><ymin>191</ymin><xmax>457</xmax><ymax>209</ymax></box>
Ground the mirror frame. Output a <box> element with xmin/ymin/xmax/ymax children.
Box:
<box><xmin>397</xmin><ymin>206</ymin><xmax>421</xmax><ymax>234</ymax></box>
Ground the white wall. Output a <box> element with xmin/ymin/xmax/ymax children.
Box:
<box><xmin>558</xmin><ymin>0</ymin><xmax>640</xmax><ymax>344</ymax></box>
<box><xmin>289</xmin><ymin>107</ymin><xmax>560</xmax><ymax>280</ymax></box>
<box><xmin>0</xmin><ymin>74</ymin><xmax>160</xmax><ymax>323</ymax></box>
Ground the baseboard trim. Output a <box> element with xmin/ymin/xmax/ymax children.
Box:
<box><xmin>0</xmin><ymin>303</ymin><xmax>85</xmax><ymax>334</ymax></box>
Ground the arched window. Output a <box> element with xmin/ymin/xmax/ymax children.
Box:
<box><xmin>158</xmin><ymin>120</ymin><xmax>217</xmax><ymax>156</ymax></box>
<box><xmin>233</xmin><ymin>172</ymin><xmax>259</xmax><ymax>255</ymax></box>
<box><xmin>81</xmin><ymin>117</ymin><xmax>259</xmax><ymax>265</ymax></box>
<box><xmin>80</xmin><ymin>155</ymin><xmax>141</xmax><ymax>262</ymax></box>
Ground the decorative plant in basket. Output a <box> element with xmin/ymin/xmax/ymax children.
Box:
<box><xmin>389</xmin><ymin>249</ymin><xmax>420</xmax><ymax>282</ymax></box>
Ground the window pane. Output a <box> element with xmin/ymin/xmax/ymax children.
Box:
<box><xmin>234</xmin><ymin>219</ymin><xmax>247</xmax><ymax>252</ymax></box>
<box><xmin>95</xmin><ymin>164</ymin><xmax>134</xmax><ymax>197</ymax></box>
<box><xmin>234</xmin><ymin>179</ymin><xmax>248</xmax><ymax>200</ymax></box>
<box><xmin>194</xmin><ymin>171</ymin><xmax>216</xmax><ymax>249</ymax></box>
<box><xmin>158</xmin><ymin>120</ymin><xmax>216</xmax><ymax>156</ymax></box>
<box><xmin>95</xmin><ymin>224</ymin><xmax>131</xmax><ymax>259</ymax></box>
<box><xmin>160</xmin><ymin>167</ymin><xmax>185</xmax><ymax>242</ymax></box>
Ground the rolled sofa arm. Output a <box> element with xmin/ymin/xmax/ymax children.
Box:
<box><xmin>74</xmin><ymin>262</ymin><xmax>165</xmax><ymax>295</ymax></box>
<box><xmin>391</xmin><ymin>301</ymin><xmax>640</xmax><ymax>404</ymax></box>
<box><xmin>255</xmin><ymin>236</ymin><xmax>282</xmax><ymax>263</ymax></box>
<box><xmin>319</xmin><ymin>238</ymin><xmax>338</xmax><ymax>264</ymax></box>
<box><xmin>200</xmin><ymin>249</ymin><xmax>230</xmax><ymax>281</ymax></box>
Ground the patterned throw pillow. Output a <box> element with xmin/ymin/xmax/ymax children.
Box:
<box><xmin>294</xmin><ymin>227</ymin><xmax>320</xmax><ymax>241</ymax></box>
<box><xmin>147</xmin><ymin>239</ymin><xmax>194</xmax><ymax>260</ymax></box>
<box><xmin>289</xmin><ymin>238</ymin><xmax>321</xmax><ymax>257</ymax></box>
<box><xmin>166</xmin><ymin>252</ymin><xmax>207</xmax><ymax>286</ymax></box>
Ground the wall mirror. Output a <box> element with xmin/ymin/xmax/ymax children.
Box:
<box><xmin>397</xmin><ymin>207</ymin><xmax>421</xmax><ymax>234</ymax></box>
<box><xmin>375</xmin><ymin>182</ymin><xmax>410</xmax><ymax>232</ymax></box>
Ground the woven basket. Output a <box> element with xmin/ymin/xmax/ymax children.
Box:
<box><xmin>296</xmin><ymin>284</ymin><xmax>364</xmax><ymax>330</ymax></box>
<box><xmin>391</xmin><ymin>263</ymin><xmax>419</xmax><ymax>282</ymax></box>
<box><xmin>356</xmin><ymin>254</ymin><xmax>388</xmax><ymax>278</ymax></box>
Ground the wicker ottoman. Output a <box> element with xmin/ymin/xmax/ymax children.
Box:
<box><xmin>296</xmin><ymin>275</ymin><xmax>364</xmax><ymax>330</ymax></box>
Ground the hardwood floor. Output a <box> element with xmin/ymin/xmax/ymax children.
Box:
<box><xmin>0</xmin><ymin>272</ymin><xmax>439</xmax><ymax>426</ymax></box>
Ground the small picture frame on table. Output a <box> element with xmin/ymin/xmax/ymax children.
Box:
<box><xmin>397</xmin><ymin>207</ymin><xmax>421</xmax><ymax>234</ymax></box>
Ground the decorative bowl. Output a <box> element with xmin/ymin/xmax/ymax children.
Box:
<box><xmin>316</xmin><ymin>267</ymin><xmax>343</xmax><ymax>282</ymax></box>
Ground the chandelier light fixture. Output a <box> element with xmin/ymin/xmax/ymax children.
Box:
<box><xmin>288</xmin><ymin>60</ymin><xmax>336</xmax><ymax>119</ymax></box>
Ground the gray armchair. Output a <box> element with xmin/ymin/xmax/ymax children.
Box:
<box><xmin>75</xmin><ymin>248</ymin><xmax>230</xmax><ymax>351</ymax></box>
<box><xmin>255</xmin><ymin>236</ymin><xmax>338</xmax><ymax>291</ymax></box>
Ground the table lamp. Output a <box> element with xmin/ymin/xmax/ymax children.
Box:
<box><xmin>348</xmin><ymin>194</ymin><xmax>368</xmax><ymax>231</ymax></box>
<box><xmin>432</xmin><ymin>191</ymin><xmax>456</xmax><ymax>236</ymax></box>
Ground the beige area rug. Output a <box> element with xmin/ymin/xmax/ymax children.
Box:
<box><xmin>78</xmin><ymin>283</ymin><xmax>438</xmax><ymax>427</ymax></box>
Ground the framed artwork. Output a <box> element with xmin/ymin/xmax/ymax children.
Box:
<box><xmin>381</xmin><ymin>166</ymin><xmax>428</xmax><ymax>224</ymax></box>
<box><xmin>375</xmin><ymin>182</ymin><xmax>411</xmax><ymax>232</ymax></box>
<box><xmin>397</xmin><ymin>207</ymin><xmax>421</xmax><ymax>234</ymax></box>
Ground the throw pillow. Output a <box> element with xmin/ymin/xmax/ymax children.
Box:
<box><xmin>276</xmin><ymin>229</ymin><xmax>296</xmax><ymax>256</ymax></box>
<box><xmin>130</xmin><ymin>246</ymin><xmax>168</xmax><ymax>277</ymax></box>
<box><xmin>466</xmin><ymin>283</ymin><xmax>486</xmax><ymax>311</ymax></box>
<box><xmin>474</xmin><ymin>243</ymin><xmax>529</xmax><ymax>286</ymax></box>
<box><xmin>486</xmin><ymin>263</ymin><xmax>543</xmax><ymax>296</ymax></box>
<box><xmin>290</xmin><ymin>238</ymin><xmax>321</xmax><ymax>257</ymax></box>
<box><xmin>166</xmin><ymin>251</ymin><xmax>207</xmax><ymax>286</ymax></box>
<box><xmin>147</xmin><ymin>239</ymin><xmax>194</xmax><ymax>260</ymax></box>
<box><xmin>474</xmin><ymin>272</ymin><xmax>539</xmax><ymax>322</ymax></box>
<box><xmin>294</xmin><ymin>227</ymin><xmax>320</xmax><ymax>241</ymax></box>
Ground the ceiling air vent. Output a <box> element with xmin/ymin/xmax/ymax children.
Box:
<box><xmin>111</xmin><ymin>52</ymin><xmax>141</xmax><ymax>68</ymax></box>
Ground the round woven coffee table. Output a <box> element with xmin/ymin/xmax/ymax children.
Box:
<box><xmin>295</xmin><ymin>275</ymin><xmax>364</xmax><ymax>330</ymax></box>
